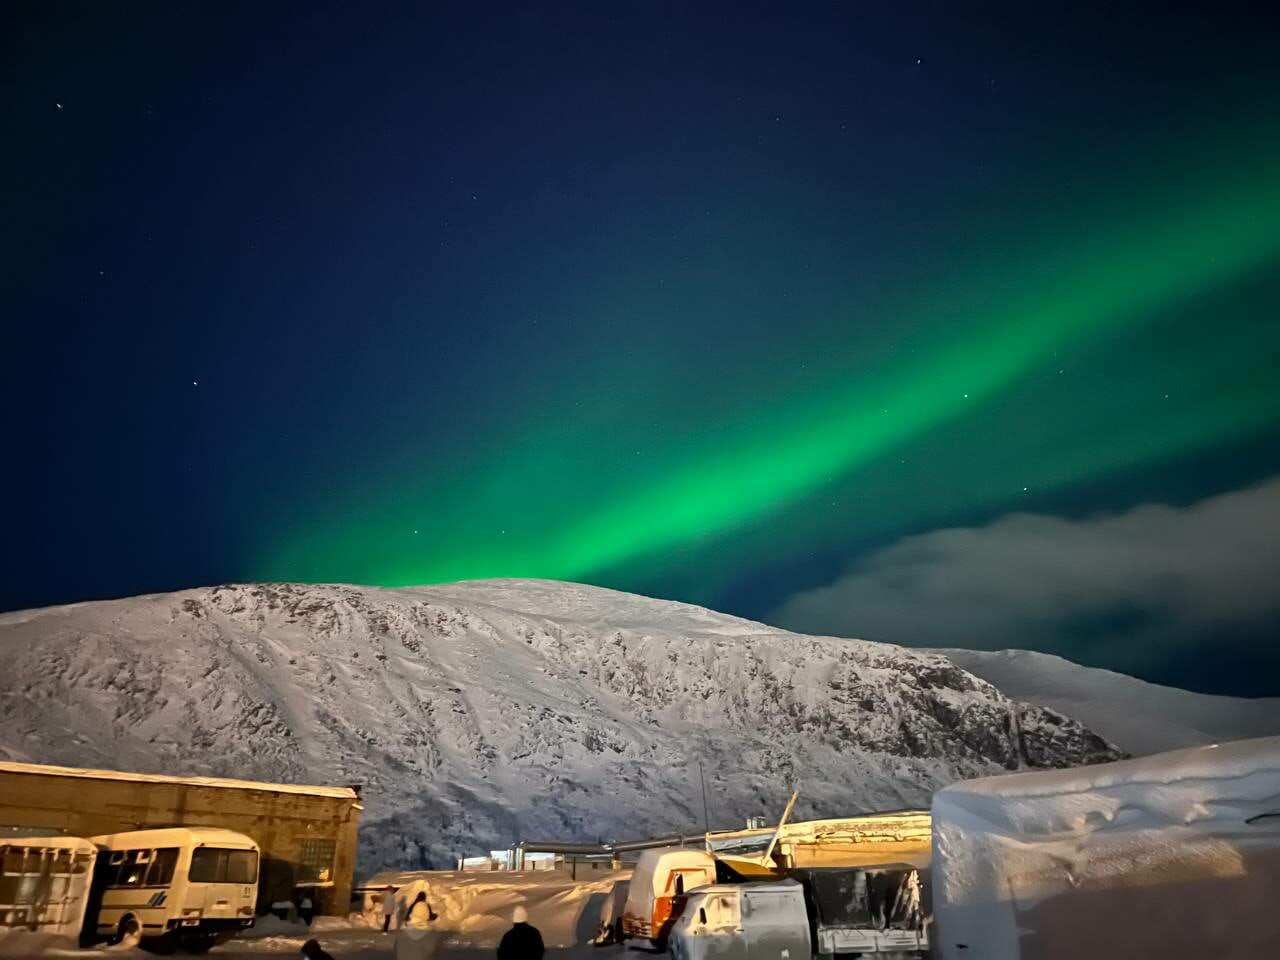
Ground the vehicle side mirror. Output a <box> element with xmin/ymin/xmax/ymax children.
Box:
<box><xmin>699</xmin><ymin>908</ymin><xmax>707</xmax><ymax>925</ymax></box>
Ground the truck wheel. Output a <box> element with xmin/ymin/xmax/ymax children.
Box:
<box><xmin>114</xmin><ymin>914</ymin><xmax>143</xmax><ymax>949</ymax></box>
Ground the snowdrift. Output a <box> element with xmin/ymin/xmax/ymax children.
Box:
<box><xmin>931</xmin><ymin>736</ymin><xmax>1280</xmax><ymax>959</ymax></box>
<box><xmin>358</xmin><ymin>869</ymin><xmax>631</xmax><ymax>949</ymax></box>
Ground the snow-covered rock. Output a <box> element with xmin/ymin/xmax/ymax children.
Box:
<box><xmin>932</xmin><ymin>647</ymin><xmax>1280</xmax><ymax>755</ymax></box>
<box><xmin>0</xmin><ymin>580</ymin><xmax>1119</xmax><ymax>871</ymax></box>
<box><xmin>931</xmin><ymin>736</ymin><xmax>1280</xmax><ymax>959</ymax></box>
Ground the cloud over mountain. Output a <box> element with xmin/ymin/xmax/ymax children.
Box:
<box><xmin>773</xmin><ymin>478</ymin><xmax>1280</xmax><ymax>695</ymax></box>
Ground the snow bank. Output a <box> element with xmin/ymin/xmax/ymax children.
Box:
<box><xmin>931</xmin><ymin>736</ymin><xmax>1280</xmax><ymax>959</ymax></box>
<box><xmin>359</xmin><ymin>869</ymin><xmax>631</xmax><ymax>949</ymax></box>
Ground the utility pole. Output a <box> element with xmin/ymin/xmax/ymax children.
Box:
<box><xmin>698</xmin><ymin>760</ymin><xmax>710</xmax><ymax>835</ymax></box>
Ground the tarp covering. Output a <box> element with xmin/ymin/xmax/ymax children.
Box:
<box><xmin>932</xmin><ymin>736</ymin><xmax>1280</xmax><ymax>960</ymax></box>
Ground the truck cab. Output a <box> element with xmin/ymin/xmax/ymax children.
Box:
<box><xmin>670</xmin><ymin>867</ymin><xmax>930</xmax><ymax>960</ymax></box>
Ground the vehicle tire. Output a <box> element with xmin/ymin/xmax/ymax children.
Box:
<box><xmin>114</xmin><ymin>914</ymin><xmax>143</xmax><ymax>949</ymax></box>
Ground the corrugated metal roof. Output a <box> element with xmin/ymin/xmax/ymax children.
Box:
<box><xmin>0</xmin><ymin>760</ymin><xmax>359</xmax><ymax>800</ymax></box>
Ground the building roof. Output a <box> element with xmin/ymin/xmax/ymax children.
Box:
<box><xmin>0</xmin><ymin>759</ymin><xmax>359</xmax><ymax>801</ymax></box>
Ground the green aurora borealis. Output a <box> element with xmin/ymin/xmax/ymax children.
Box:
<box><xmin>261</xmin><ymin>145</ymin><xmax>1280</xmax><ymax>597</ymax></box>
<box><xmin>10</xmin><ymin>4</ymin><xmax>1280</xmax><ymax>693</ymax></box>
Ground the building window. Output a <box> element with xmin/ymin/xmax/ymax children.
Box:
<box><xmin>296</xmin><ymin>838</ymin><xmax>337</xmax><ymax>884</ymax></box>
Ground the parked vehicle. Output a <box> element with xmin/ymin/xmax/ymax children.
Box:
<box><xmin>88</xmin><ymin>827</ymin><xmax>259</xmax><ymax>953</ymax></box>
<box><xmin>622</xmin><ymin>848</ymin><xmax>717</xmax><ymax>946</ymax></box>
<box><xmin>669</xmin><ymin>880</ymin><xmax>810</xmax><ymax>960</ymax></box>
<box><xmin>791</xmin><ymin>865</ymin><xmax>929</xmax><ymax>958</ymax></box>
<box><xmin>0</xmin><ymin>836</ymin><xmax>98</xmax><ymax>944</ymax></box>
<box><xmin>670</xmin><ymin>866</ymin><xmax>929</xmax><ymax>960</ymax></box>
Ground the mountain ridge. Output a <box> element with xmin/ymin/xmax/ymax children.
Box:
<box><xmin>933</xmin><ymin>646</ymin><xmax>1280</xmax><ymax>755</ymax></box>
<box><xmin>1</xmin><ymin>579</ymin><xmax>1119</xmax><ymax>870</ymax></box>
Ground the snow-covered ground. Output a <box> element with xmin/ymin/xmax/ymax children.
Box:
<box><xmin>0</xmin><ymin>579</ymin><xmax>1119</xmax><ymax>871</ymax></box>
<box><xmin>1</xmin><ymin>870</ymin><xmax>631</xmax><ymax>959</ymax></box>
<box><xmin>934</xmin><ymin>647</ymin><xmax>1280</xmax><ymax>755</ymax></box>
<box><xmin>0</xmin><ymin>875</ymin><xmax>629</xmax><ymax>957</ymax></box>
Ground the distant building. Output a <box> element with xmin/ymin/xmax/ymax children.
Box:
<box><xmin>0</xmin><ymin>760</ymin><xmax>361</xmax><ymax>915</ymax></box>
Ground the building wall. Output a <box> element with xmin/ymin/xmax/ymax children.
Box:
<box><xmin>0</xmin><ymin>770</ymin><xmax>360</xmax><ymax>915</ymax></box>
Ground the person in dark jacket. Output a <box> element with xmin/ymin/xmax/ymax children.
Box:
<box><xmin>298</xmin><ymin>893</ymin><xmax>315</xmax><ymax>926</ymax></box>
<box><xmin>497</xmin><ymin>906</ymin><xmax>544</xmax><ymax>960</ymax></box>
<box><xmin>300</xmin><ymin>939</ymin><xmax>336</xmax><ymax>960</ymax></box>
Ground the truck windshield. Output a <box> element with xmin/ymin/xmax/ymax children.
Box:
<box><xmin>189</xmin><ymin>847</ymin><xmax>258</xmax><ymax>884</ymax></box>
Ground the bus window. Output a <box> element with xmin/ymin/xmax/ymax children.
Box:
<box><xmin>190</xmin><ymin>848</ymin><xmax>259</xmax><ymax>884</ymax></box>
<box><xmin>2</xmin><ymin>846</ymin><xmax>25</xmax><ymax>875</ymax></box>
<box><xmin>104</xmin><ymin>850</ymin><xmax>128</xmax><ymax>887</ymax></box>
<box><xmin>225</xmin><ymin>850</ymin><xmax>257</xmax><ymax>884</ymax></box>
<box><xmin>118</xmin><ymin>850</ymin><xmax>150</xmax><ymax>887</ymax></box>
<box><xmin>145</xmin><ymin>848</ymin><xmax>179</xmax><ymax>887</ymax></box>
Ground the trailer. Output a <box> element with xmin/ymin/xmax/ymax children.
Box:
<box><xmin>0</xmin><ymin>836</ymin><xmax>98</xmax><ymax>946</ymax></box>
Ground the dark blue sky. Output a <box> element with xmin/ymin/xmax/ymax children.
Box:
<box><xmin>4</xmin><ymin>2</ymin><xmax>1279</xmax><ymax>695</ymax></box>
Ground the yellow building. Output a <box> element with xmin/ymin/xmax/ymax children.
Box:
<box><xmin>0</xmin><ymin>761</ymin><xmax>361</xmax><ymax>915</ymax></box>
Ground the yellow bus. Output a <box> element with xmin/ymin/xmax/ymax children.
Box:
<box><xmin>90</xmin><ymin>827</ymin><xmax>259</xmax><ymax>952</ymax></box>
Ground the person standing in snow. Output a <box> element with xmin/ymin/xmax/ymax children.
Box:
<box><xmin>395</xmin><ymin>898</ymin><xmax>441</xmax><ymax>960</ymax></box>
<box><xmin>383</xmin><ymin>885</ymin><xmax>399</xmax><ymax>932</ymax></box>
<box><xmin>497</xmin><ymin>906</ymin><xmax>544</xmax><ymax>960</ymax></box>
<box><xmin>298</xmin><ymin>892</ymin><xmax>315</xmax><ymax>926</ymax></box>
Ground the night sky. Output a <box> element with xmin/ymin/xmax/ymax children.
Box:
<box><xmin>5</xmin><ymin>3</ymin><xmax>1279</xmax><ymax>695</ymax></box>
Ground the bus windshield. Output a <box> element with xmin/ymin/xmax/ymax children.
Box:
<box><xmin>189</xmin><ymin>847</ymin><xmax>258</xmax><ymax>884</ymax></box>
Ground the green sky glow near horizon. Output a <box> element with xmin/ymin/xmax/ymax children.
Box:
<box><xmin>260</xmin><ymin>152</ymin><xmax>1280</xmax><ymax>593</ymax></box>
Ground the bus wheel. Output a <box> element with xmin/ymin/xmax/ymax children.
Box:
<box><xmin>114</xmin><ymin>914</ymin><xmax>143</xmax><ymax>949</ymax></box>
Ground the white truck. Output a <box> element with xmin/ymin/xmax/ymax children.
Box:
<box><xmin>670</xmin><ymin>866</ymin><xmax>929</xmax><ymax>960</ymax></box>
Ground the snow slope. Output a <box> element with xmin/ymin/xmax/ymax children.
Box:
<box><xmin>934</xmin><ymin>648</ymin><xmax>1280</xmax><ymax>755</ymax></box>
<box><xmin>0</xmin><ymin>580</ymin><xmax>1120</xmax><ymax>871</ymax></box>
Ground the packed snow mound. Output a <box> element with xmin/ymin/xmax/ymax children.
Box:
<box><xmin>0</xmin><ymin>580</ymin><xmax>1120</xmax><ymax>871</ymax></box>
<box><xmin>935</xmin><ymin>647</ymin><xmax>1280</xmax><ymax>755</ymax></box>
<box><xmin>931</xmin><ymin>736</ymin><xmax>1280</xmax><ymax>959</ymax></box>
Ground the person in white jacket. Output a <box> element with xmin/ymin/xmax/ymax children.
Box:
<box><xmin>395</xmin><ymin>898</ymin><xmax>441</xmax><ymax>960</ymax></box>
<box><xmin>382</xmin><ymin>885</ymin><xmax>399</xmax><ymax>932</ymax></box>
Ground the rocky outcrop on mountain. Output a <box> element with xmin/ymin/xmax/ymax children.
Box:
<box><xmin>0</xmin><ymin>580</ymin><xmax>1120</xmax><ymax>870</ymax></box>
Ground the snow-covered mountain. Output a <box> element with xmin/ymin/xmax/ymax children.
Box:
<box><xmin>0</xmin><ymin>580</ymin><xmax>1120</xmax><ymax>871</ymax></box>
<box><xmin>933</xmin><ymin>647</ymin><xmax>1280</xmax><ymax>756</ymax></box>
